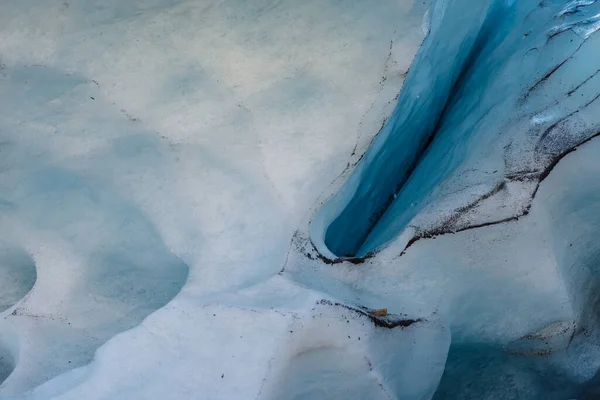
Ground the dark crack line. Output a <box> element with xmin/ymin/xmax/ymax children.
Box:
<box><xmin>540</xmin><ymin>91</ymin><xmax>600</xmax><ymax>143</ymax></box>
<box><xmin>401</xmin><ymin>129</ymin><xmax>600</xmax><ymax>256</ymax></box>
<box><xmin>567</xmin><ymin>67</ymin><xmax>600</xmax><ymax>96</ymax></box>
<box><xmin>317</xmin><ymin>300</ymin><xmax>422</xmax><ymax>329</ymax></box>
<box><xmin>523</xmin><ymin>58</ymin><xmax>568</xmax><ymax>101</ymax></box>
<box><xmin>522</xmin><ymin>37</ymin><xmax>588</xmax><ymax>104</ymax></box>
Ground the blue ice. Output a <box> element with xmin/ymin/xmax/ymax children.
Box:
<box><xmin>322</xmin><ymin>0</ymin><xmax>600</xmax><ymax>258</ymax></box>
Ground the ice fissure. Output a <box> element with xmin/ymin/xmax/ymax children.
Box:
<box><xmin>323</xmin><ymin>0</ymin><xmax>505</xmax><ymax>258</ymax></box>
<box><xmin>321</xmin><ymin>0</ymin><xmax>600</xmax><ymax>258</ymax></box>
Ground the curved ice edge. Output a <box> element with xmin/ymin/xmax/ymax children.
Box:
<box><xmin>304</xmin><ymin>129</ymin><xmax>600</xmax><ymax>265</ymax></box>
<box><xmin>317</xmin><ymin>299</ymin><xmax>423</xmax><ymax>329</ymax></box>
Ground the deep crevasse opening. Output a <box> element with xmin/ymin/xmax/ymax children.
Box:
<box><xmin>320</xmin><ymin>0</ymin><xmax>600</xmax><ymax>258</ymax></box>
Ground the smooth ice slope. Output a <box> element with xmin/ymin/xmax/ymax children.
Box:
<box><xmin>322</xmin><ymin>0</ymin><xmax>600</xmax><ymax>257</ymax></box>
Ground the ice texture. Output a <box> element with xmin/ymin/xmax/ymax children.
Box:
<box><xmin>0</xmin><ymin>0</ymin><xmax>440</xmax><ymax>398</ymax></box>
<box><xmin>0</xmin><ymin>0</ymin><xmax>600</xmax><ymax>398</ymax></box>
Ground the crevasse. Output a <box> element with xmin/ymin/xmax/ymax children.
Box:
<box><xmin>321</xmin><ymin>0</ymin><xmax>600</xmax><ymax>258</ymax></box>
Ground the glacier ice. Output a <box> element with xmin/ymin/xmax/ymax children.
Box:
<box><xmin>558</xmin><ymin>0</ymin><xmax>597</xmax><ymax>17</ymax></box>
<box><xmin>320</xmin><ymin>0</ymin><xmax>600</xmax><ymax>258</ymax></box>
<box><xmin>260</xmin><ymin>301</ymin><xmax>449</xmax><ymax>400</ymax></box>
<box><xmin>0</xmin><ymin>246</ymin><xmax>36</xmax><ymax>313</ymax></box>
<box><xmin>308</xmin><ymin>0</ymin><xmax>600</xmax><ymax>397</ymax></box>
<box><xmin>0</xmin><ymin>0</ymin><xmax>600</xmax><ymax>398</ymax></box>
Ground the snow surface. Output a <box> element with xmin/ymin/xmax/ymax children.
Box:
<box><xmin>1</xmin><ymin>0</ymin><xmax>600</xmax><ymax>398</ymax></box>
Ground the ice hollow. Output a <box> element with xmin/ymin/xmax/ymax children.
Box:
<box><xmin>0</xmin><ymin>245</ymin><xmax>36</xmax><ymax>313</ymax></box>
<box><xmin>0</xmin><ymin>66</ymin><xmax>189</xmax><ymax>394</ymax></box>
